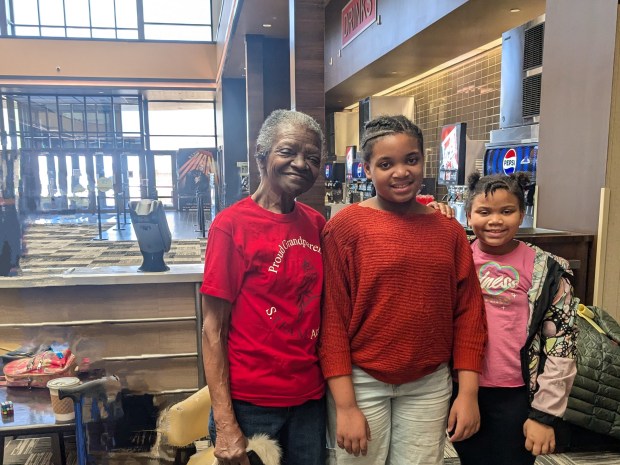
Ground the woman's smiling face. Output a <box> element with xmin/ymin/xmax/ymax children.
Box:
<box><xmin>259</xmin><ymin>124</ymin><xmax>322</xmax><ymax>199</ymax></box>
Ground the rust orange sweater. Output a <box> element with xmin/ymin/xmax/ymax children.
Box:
<box><xmin>318</xmin><ymin>205</ymin><xmax>487</xmax><ymax>384</ymax></box>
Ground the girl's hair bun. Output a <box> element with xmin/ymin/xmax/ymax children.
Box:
<box><xmin>467</xmin><ymin>171</ymin><xmax>482</xmax><ymax>192</ymax></box>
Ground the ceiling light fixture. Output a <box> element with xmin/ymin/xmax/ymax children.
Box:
<box><xmin>262</xmin><ymin>23</ymin><xmax>272</xmax><ymax>28</ymax></box>
<box><xmin>510</xmin><ymin>8</ymin><xmax>521</xmax><ymax>13</ymax></box>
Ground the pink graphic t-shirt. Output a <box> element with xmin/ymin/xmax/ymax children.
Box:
<box><xmin>472</xmin><ymin>240</ymin><xmax>535</xmax><ymax>387</ymax></box>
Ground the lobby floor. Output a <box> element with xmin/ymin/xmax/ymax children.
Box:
<box><xmin>3</xmin><ymin>436</ymin><xmax>620</xmax><ymax>465</ymax></box>
<box><xmin>17</xmin><ymin>211</ymin><xmax>207</xmax><ymax>276</ymax></box>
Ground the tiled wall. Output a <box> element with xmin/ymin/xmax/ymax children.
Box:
<box><xmin>389</xmin><ymin>45</ymin><xmax>502</xmax><ymax>186</ymax></box>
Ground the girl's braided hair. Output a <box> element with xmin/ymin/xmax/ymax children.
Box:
<box><xmin>465</xmin><ymin>171</ymin><xmax>531</xmax><ymax>213</ymax></box>
<box><xmin>360</xmin><ymin>115</ymin><xmax>424</xmax><ymax>162</ymax></box>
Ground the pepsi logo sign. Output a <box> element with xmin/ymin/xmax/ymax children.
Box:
<box><xmin>356</xmin><ymin>163</ymin><xmax>364</xmax><ymax>178</ymax></box>
<box><xmin>503</xmin><ymin>149</ymin><xmax>517</xmax><ymax>175</ymax></box>
<box><xmin>325</xmin><ymin>165</ymin><xmax>331</xmax><ymax>178</ymax></box>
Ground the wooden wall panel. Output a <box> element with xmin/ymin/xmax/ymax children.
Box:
<box><xmin>245</xmin><ymin>34</ymin><xmax>265</xmax><ymax>194</ymax></box>
<box><xmin>1</xmin><ymin>283</ymin><xmax>196</xmax><ymax>324</ymax></box>
<box><xmin>0</xmin><ymin>282</ymin><xmax>201</xmax><ymax>393</ymax></box>
<box><xmin>102</xmin><ymin>358</ymin><xmax>199</xmax><ymax>393</ymax></box>
<box><xmin>0</xmin><ymin>321</ymin><xmax>197</xmax><ymax>359</ymax></box>
<box><xmin>290</xmin><ymin>0</ymin><xmax>326</xmax><ymax>215</ymax></box>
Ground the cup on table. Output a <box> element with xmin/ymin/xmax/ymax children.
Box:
<box><xmin>47</xmin><ymin>377</ymin><xmax>81</xmax><ymax>422</ymax></box>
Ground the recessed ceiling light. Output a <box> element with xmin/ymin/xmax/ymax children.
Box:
<box><xmin>510</xmin><ymin>8</ymin><xmax>521</xmax><ymax>13</ymax></box>
<box><xmin>391</xmin><ymin>71</ymin><xmax>398</xmax><ymax>74</ymax></box>
<box><xmin>262</xmin><ymin>23</ymin><xmax>272</xmax><ymax>28</ymax></box>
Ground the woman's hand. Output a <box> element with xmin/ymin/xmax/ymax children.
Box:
<box><xmin>427</xmin><ymin>201</ymin><xmax>454</xmax><ymax>218</ymax></box>
<box><xmin>213</xmin><ymin>422</ymin><xmax>250</xmax><ymax>465</ymax></box>
<box><xmin>336</xmin><ymin>405</ymin><xmax>371</xmax><ymax>456</ymax></box>
<box><xmin>524</xmin><ymin>419</ymin><xmax>556</xmax><ymax>456</ymax></box>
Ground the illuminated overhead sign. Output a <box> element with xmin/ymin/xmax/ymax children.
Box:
<box><xmin>341</xmin><ymin>0</ymin><xmax>377</xmax><ymax>47</ymax></box>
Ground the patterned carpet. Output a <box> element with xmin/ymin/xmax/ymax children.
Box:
<box><xmin>443</xmin><ymin>441</ymin><xmax>620</xmax><ymax>464</ymax></box>
<box><xmin>18</xmin><ymin>223</ymin><xmax>206</xmax><ymax>275</ymax></box>
<box><xmin>4</xmin><ymin>437</ymin><xmax>620</xmax><ymax>465</ymax></box>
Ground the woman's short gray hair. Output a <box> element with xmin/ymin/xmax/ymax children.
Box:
<box><xmin>255</xmin><ymin>109</ymin><xmax>325</xmax><ymax>160</ymax></box>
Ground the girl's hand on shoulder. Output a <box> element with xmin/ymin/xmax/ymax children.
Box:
<box><xmin>336</xmin><ymin>405</ymin><xmax>371</xmax><ymax>457</ymax></box>
<box><xmin>524</xmin><ymin>419</ymin><xmax>556</xmax><ymax>456</ymax></box>
<box><xmin>427</xmin><ymin>201</ymin><xmax>454</xmax><ymax>218</ymax></box>
<box><xmin>447</xmin><ymin>392</ymin><xmax>480</xmax><ymax>442</ymax></box>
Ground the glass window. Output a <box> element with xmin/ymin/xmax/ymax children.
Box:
<box><xmin>116</xmin><ymin>29</ymin><xmax>139</xmax><ymax>40</ymax></box>
<box><xmin>120</xmin><ymin>105</ymin><xmax>141</xmax><ymax>133</ymax></box>
<box><xmin>92</xmin><ymin>28</ymin><xmax>117</xmax><ymax>39</ymax></box>
<box><xmin>39</xmin><ymin>0</ymin><xmax>65</xmax><ymax>27</ymax></box>
<box><xmin>144</xmin><ymin>24</ymin><xmax>211</xmax><ymax>41</ymax></box>
<box><xmin>12</xmin><ymin>0</ymin><xmax>39</xmax><ymax>25</ymax></box>
<box><xmin>143</xmin><ymin>0</ymin><xmax>210</xmax><ymax>24</ymax></box>
<box><xmin>116</xmin><ymin>0</ymin><xmax>138</xmax><ymax>29</ymax></box>
<box><xmin>40</xmin><ymin>26</ymin><xmax>65</xmax><ymax>37</ymax></box>
<box><xmin>150</xmin><ymin>135</ymin><xmax>216</xmax><ymax>151</ymax></box>
<box><xmin>5</xmin><ymin>94</ymin><xmax>143</xmax><ymax>153</ymax></box>
<box><xmin>147</xmin><ymin>101</ymin><xmax>215</xmax><ymax>136</ymax></box>
<box><xmin>64</xmin><ymin>0</ymin><xmax>90</xmax><ymax>27</ymax></box>
<box><xmin>66</xmin><ymin>28</ymin><xmax>91</xmax><ymax>38</ymax></box>
<box><xmin>90</xmin><ymin>0</ymin><xmax>116</xmax><ymax>28</ymax></box>
<box><xmin>5</xmin><ymin>0</ymin><xmax>211</xmax><ymax>41</ymax></box>
<box><xmin>125</xmin><ymin>154</ymin><xmax>142</xmax><ymax>201</ymax></box>
<box><xmin>14</xmin><ymin>26</ymin><xmax>40</xmax><ymax>36</ymax></box>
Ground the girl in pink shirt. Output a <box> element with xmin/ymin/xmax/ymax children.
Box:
<box><xmin>454</xmin><ymin>172</ymin><xmax>578</xmax><ymax>465</ymax></box>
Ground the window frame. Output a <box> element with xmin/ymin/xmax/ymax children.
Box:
<box><xmin>1</xmin><ymin>0</ymin><xmax>213</xmax><ymax>42</ymax></box>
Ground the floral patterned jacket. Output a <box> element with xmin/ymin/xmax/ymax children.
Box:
<box><xmin>522</xmin><ymin>243</ymin><xmax>579</xmax><ymax>426</ymax></box>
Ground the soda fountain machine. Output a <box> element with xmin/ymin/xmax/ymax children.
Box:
<box><xmin>480</xmin><ymin>15</ymin><xmax>544</xmax><ymax>229</ymax></box>
<box><xmin>347</xmin><ymin>160</ymin><xmax>374</xmax><ymax>203</ymax></box>
<box><xmin>324</xmin><ymin>161</ymin><xmax>345</xmax><ymax>204</ymax></box>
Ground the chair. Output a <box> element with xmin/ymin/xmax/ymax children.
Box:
<box><xmin>57</xmin><ymin>376</ymin><xmax>123</xmax><ymax>465</ymax></box>
<box><xmin>129</xmin><ymin>200</ymin><xmax>172</xmax><ymax>272</ymax></box>
<box><xmin>158</xmin><ymin>386</ymin><xmax>281</xmax><ymax>465</ymax></box>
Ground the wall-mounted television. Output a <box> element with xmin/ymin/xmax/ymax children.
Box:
<box><xmin>438</xmin><ymin>122</ymin><xmax>467</xmax><ymax>186</ymax></box>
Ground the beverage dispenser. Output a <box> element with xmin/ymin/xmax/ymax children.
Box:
<box><xmin>348</xmin><ymin>161</ymin><xmax>373</xmax><ymax>203</ymax></box>
<box><xmin>324</xmin><ymin>162</ymin><xmax>345</xmax><ymax>204</ymax></box>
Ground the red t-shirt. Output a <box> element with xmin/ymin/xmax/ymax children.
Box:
<box><xmin>201</xmin><ymin>197</ymin><xmax>326</xmax><ymax>407</ymax></box>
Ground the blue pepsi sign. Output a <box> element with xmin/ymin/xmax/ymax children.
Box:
<box><xmin>352</xmin><ymin>161</ymin><xmax>366</xmax><ymax>179</ymax></box>
<box><xmin>484</xmin><ymin>145</ymin><xmax>537</xmax><ymax>181</ymax></box>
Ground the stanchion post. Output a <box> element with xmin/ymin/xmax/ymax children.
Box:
<box><xmin>93</xmin><ymin>194</ymin><xmax>107</xmax><ymax>241</ymax></box>
<box><xmin>197</xmin><ymin>193</ymin><xmax>206</xmax><ymax>238</ymax></box>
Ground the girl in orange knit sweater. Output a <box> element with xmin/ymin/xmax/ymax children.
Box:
<box><xmin>318</xmin><ymin>115</ymin><xmax>487</xmax><ymax>465</ymax></box>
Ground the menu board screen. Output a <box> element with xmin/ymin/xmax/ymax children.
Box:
<box><xmin>438</xmin><ymin>123</ymin><xmax>467</xmax><ymax>186</ymax></box>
